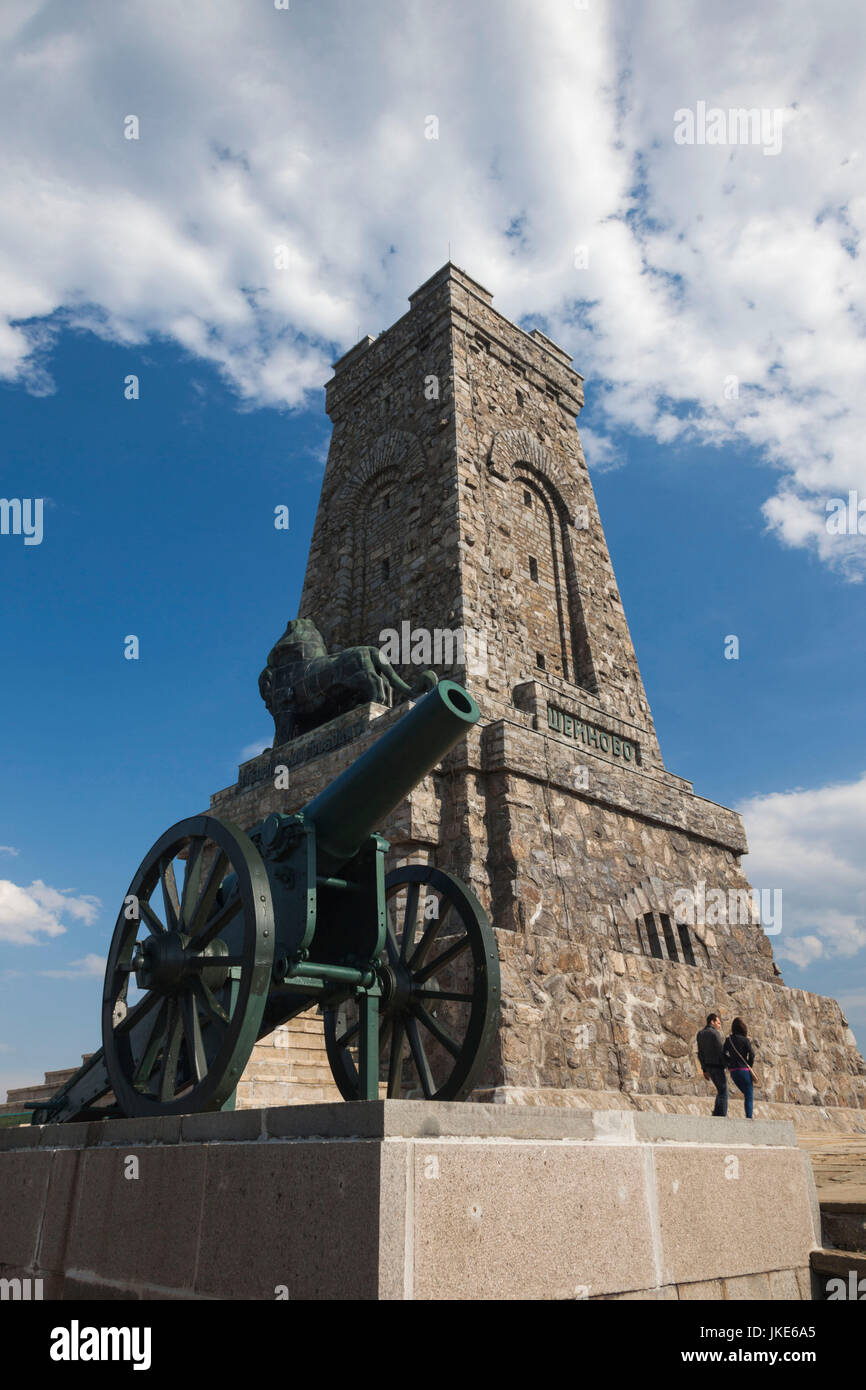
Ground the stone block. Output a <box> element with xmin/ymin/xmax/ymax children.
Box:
<box><xmin>722</xmin><ymin>1272</ymin><xmax>773</xmax><ymax>1299</ymax></box>
<box><xmin>99</xmin><ymin>1115</ymin><xmax>183</xmax><ymax>1146</ymax></box>
<box><xmin>0</xmin><ymin>1151</ymin><xmax>52</xmax><ymax>1266</ymax></box>
<box><xmin>37</xmin><ymin>1149</ymin><xmax>84</xmax><ymax>1272</ymax></box>
<box><xmin>678</xmin><ymin>1277</ymin><xmax>724</xmax><ymax>1299</ymax></box>
<box><xmin>653</xmin><ymin>1147</ymin><xmax>816</xmax><ymax>1286</ymax></box>
<box><xmin>181</xmin><ymin>1110</ymin><xmax>263</xmax><ymax>1143</ymax></box>
<box><xmin>410</xmin><ymin>1142</ymin><xmax>656</xmax><ymax>1300</ymax></box>
<box><xmin>633</xmin><ymin>1112</ymin><xmax>796</xmax><ymax>1148</ymax></box>
<box><xmin>768</xmin><ymin>1268</ymin><xmax>801</xmax><ymax>1299</ymax></box>
<box><xmin>65</xmin><ymin>1146</ymin><xmax>206</xmax><ymax>1292</ymax></box>
<box><xmin>195</xmin><ymin>1142</ymin><xmax>380</xmax><ymax>1300</ymax></box>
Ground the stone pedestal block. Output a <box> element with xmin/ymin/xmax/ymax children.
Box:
<box><xmin>0</xmin><ymin>1103</ymin><xmax>820</xmax><ymax>1301</ymax></box>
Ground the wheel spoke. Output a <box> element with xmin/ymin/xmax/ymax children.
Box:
<box><xmin>132</xmin><ymin>999</ymin><xmax>168</xmax><ymax>1085</ymax></box>
<box><xmin>387</xmin><ymin>1015</ymin><xmax>406</xmax><ymax>1098</ymax></box>
<box><xmin>400</xmin><ymin>882</ymin><xmax>421</xmax><ymax>960</ymax></box>
<box><xmin>384</xmin><ymin>921</ymin><xmax>400</xmax><ymax>967</ymax></box>
<box><xmin>138</xmin><ymin>898</ymin><xmax>167</xmax><ymax>936</ymax></box>
<box><xmin>110</xmin><ymin>985</ymin><xmax>163</xmax><ymax>1039</ymax></box>
<box><xmin>414</xmin><ymin>987</ymin><xmax>473</xmax><ymax>1003</ymax></box>
<box><xmin>188</xmin><ymin>851</ymin><xmax>229</xmax><ymax>940</ymax></box>
<box><xmin>406</xmin><ymin>1016</ymin><xmax>435</xmax><ymax>1098</ymax></box>
<box><xmin>191</xmin><ymin>974</ymin><xmax>229</xmax><ymax>1026</ymax></box>
<box><xmin>179</xmin><ymin>838</ymin><xmax>205</xmax><ymax>932</ymax></box>
<box><xmin>413</xmin><ymin>933</ymin><xmax>470</xmax><ymax>984</ymax></box>
<box><xmin>158</xmin><ymin>1000</ymin><xmax>183</xmax><ymax>1101</ymax></box>
<box><xmin>194</xmin><ymin>894</ymin><xmax>242</xmax><ymax>951</ymax></box>
<box><xmin>336</xmin><ymin>1015</ymin><xmax>361</xmax><ymax>1049</ymax></box>
<box><xmin>160</xmin><ymin>858</ymin><xmax>180</xmax><ymax>932</ymax></box>
<box><xmin>413</xmin><ymin>1002</ymin><xmax>462</xmax><ymax>1059</ymax></box>
<box><xmin>182</xmin><ymin>991</ymin><xmax>208</xmax><ymax>1082</ymax></box>
<box><xmin>406</xmin><ymin>898</ymin><xmax>453</xmax><ymax>972</ymax></box>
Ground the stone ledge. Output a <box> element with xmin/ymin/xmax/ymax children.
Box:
<box><xmin>3</xmin><ymin>1100</ymin><xmax>803</xmax><ymax>1152</ymax></box>
<box><xmin>476</xmin><ymin>1086</ymin><xmax>866</xmax><ymax>1133</ymax></box>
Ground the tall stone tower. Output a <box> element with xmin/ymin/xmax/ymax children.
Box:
<box><xmin>214</xmin><ymin>263</ymin><xmax>865</xmax><ymax>1117</ymax></box>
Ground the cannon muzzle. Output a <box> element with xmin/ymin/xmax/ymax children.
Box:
<box><xmin>300</xmin><ymin>679</ymin><xmax>479</xmax><ymax>872</ymax></box>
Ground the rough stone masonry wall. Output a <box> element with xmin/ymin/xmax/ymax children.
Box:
<box><xmin>212</xmin><ymin>700</ymin><xmax>866</xmax><ymax>1115</ymax></box>
<box><xmin>494</xmin><ymin>934</ymin><xmax>866</xmax><ymax>1109</ymax></box>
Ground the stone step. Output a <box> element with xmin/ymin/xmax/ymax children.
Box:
<box><xmin>237</xmin><ymin>1081</ymin><xmax>341</xmax><ymax>1107</ymax></box>
<box><xmin>251</xmin><ymin>1035</ymin><xmax>329</xmax><ymax>1057</ymax></box>
<box><xmin>5</xmin><ymin>1083</ymin><xmax>59</xmax><ymax>1103</ymax></box>
<box><xmin>271</xmin><ymin>1017</ymin><xmax>323</xmax><ymax>1037</ymax></box>
<box><xmin>241</xmin><ymin>1055</ymin><xmax>333</xmax><ymax>1082</ymax></box>
<box><xmin>809</xmin><ymin>1248</ymin><xmax>866</xmax><ymax>1299</ymax></box>
<box><xmin>43</xmin><ymin>1068</ymin><xmax>81</xmax><ymax>1088</ymax></box>
<box><xmin>820</xmin><ymin>1200</ymin><xmax>866</xmax><ymax>1255</ymax></box>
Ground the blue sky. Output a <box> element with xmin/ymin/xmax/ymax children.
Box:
<box><xmin>1</xmin><ymin>0</ymin><xmax>864</xmax><ymax>1096</ymax></box>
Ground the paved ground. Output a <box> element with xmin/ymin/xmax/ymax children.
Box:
<box><xmin>799</xmin><ymin>1133</ymin><xmax>866</xmax><ymax>1205</ymax></box>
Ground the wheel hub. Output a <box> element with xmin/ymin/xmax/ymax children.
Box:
<box><xmin>378</xmin><ymin>959</ymin><xmax>412</xmax><ymax>1014</ymax></box>
<box><xmin>135</xmin><ymin>931</ymin><xmax>190</xmax><ymax>994</ymax></box>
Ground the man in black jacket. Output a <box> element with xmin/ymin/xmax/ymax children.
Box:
<box><xmin>696</xmin><ymin>1012</ymin><xmax>728</xmax><ymax>1116</ymax></box>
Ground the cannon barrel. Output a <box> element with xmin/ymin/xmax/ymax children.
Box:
<box><xmin>301</xmin><ymin>679</ymin><xmax>479</xmax><ymax>873</ymax></box>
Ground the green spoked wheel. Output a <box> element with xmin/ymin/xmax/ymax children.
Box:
<box><xmin>102</xmin><ymin>815</ymin><xmax>274</xmax><ymax>1117</ymax></box>
<box><xmin>323</xmin><ymin>865</ymin><xmax>500</xmax><ymax>1101</ymax></box>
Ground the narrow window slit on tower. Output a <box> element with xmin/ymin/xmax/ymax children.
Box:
<box><xmin>382</xmin><ymin>557</ymin><xmax>390</xmax><ymax>580</ymax></box>
<box><xmin>643</xmin><ymin>913</ymin><xmax>663</xmax><ymax>959</ymax></box>
<box><xmin>536</xmin><ymin>653</ymin><xmax>545</xmax><ymax>671</ymax></box>
<box><xmin>529</xmin><ymin>556</ymin><xmax>538</xmax><ymax>581</ymax></box>
<box><xmin>659</xmin><ymin>913</ymin><xmax>680</xmax><ymax>962</ymax></box>
<box><xmin>677</xmin><ymin>921</ymin><xmax>697</xmax><ymax>967</ymax></box>
<box><xmin>523</xmin><ymin>489</ymin><xmax>532</xmax><ymax>506</ymax></box>
<box><xmin>516</xmin><ymin>389</ymin><xmax>525</xmax><ymax>409</ymax></box>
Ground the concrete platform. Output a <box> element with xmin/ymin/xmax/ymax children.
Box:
<box><xmin>0</xmin><ymin>1103</ymin><xmax>821</xmax><ymax>1300</ymax></box>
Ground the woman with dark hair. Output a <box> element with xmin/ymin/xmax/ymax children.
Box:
<box><xmin>724</xmin><ymin>1016</ymin><xmax>757</xmax><ymax>1118</ymax></box>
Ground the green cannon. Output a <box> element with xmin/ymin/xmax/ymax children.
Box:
<box><xmin>31</xmin><ymin>680</ymin><xmax>500</xmax><ymax>1122</ymax></box>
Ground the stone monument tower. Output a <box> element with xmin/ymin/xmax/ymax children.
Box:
<box><xmin>214</xmin><ymin>263</ymin><xmax>865</xmax><ymax>1118</ymax></box>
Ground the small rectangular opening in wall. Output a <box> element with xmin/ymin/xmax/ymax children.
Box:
<box><xmin>529</xmin><ymin>556</ymin><xmax>538</xmax><ymax>581</ymax></box>
<box><xmin>382</xmin><ymin>557</ymin><xmax>390</xmax><ymax>580</ymax></box>
<box><xmin>523</xmin><ymin>488</ymin><xmax>532</xmax><ymax>506</ymax></box>
<box><xmin>677</xmin><ymin>921</ymin><xmax>697</xmax><ymax>967</ymax></box>
<box><xmin>660</xmin><ymin>913</ymin><xmax>680</xmax><ymax>963</ymax></box>
<box><xmin>517</xmin><ymin>390</ymin><xmax>525</xmax><ymax>409</ymax></box>
<box><xmin>536</xmin><ymin>653</ymin><xmax>545</xmax><ymax>671</ymax></box>
<box><xmin>643</xmin><ymin>913</ymin><xmax>663</xmax><ymax>959</ymax></box>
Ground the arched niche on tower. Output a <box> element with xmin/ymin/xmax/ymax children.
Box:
<box><xmin>328</xmin><ymin>428</ymin><xmax>426</xmax><ymax>646</ymax></box>
<box><xmin>488</xmin><ymin>429</ymin><xmax>596</xmax><ymax>692</ymax></box>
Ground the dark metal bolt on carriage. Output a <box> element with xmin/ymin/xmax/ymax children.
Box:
<box><xmin>31</xmin><ymin>680</ymin><xmax>500</xmax><ymax>1123</ymax></box>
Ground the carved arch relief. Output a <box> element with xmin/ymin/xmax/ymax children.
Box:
<box><xmin>328</xmin><ymin>429</ymin><xmax>427</xmax><ymax>644</ymax></box>
<box><xmin>488</xmin><ymin>428</ymin><xmax>582</xmax><ymax>521</ymax></box>
<box><xmin>489</xmin><ymin>430</ymin><xmax>597</xmax><ymax>692</ymax></box>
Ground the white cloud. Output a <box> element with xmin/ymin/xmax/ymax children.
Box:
<box><xmin>40</xmin><ymin>953</ymin><xmax>106</xmax><ymax>980</ymax></box>
<box><xmin>1</xmin><ymin>2</ymin><xmax>865</xmax><ymax>570</ymax></box>
<box><xmin>0</xmin><ymin>879</ymin><xmax>101</xmax><ymax>945</ymax></box>
<box><xmin>737</xmin><ymin>772</ymin><xmax>866</xmax><ymax>969</ymax></box>
<box><xmin>239</xmin><ymin>738</ymin><xmax>271</xmax><ymax>763</ymax></box>
<box><xmin>0</xmin><ymin>846</ymin><xmax>19</xmax><ymax>856</ymax></box>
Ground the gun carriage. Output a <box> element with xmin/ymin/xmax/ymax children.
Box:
<box><xmin>32</xmin><ymin>680</ymin><xmax>499</xmax><ymax>1123</ymax></box>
